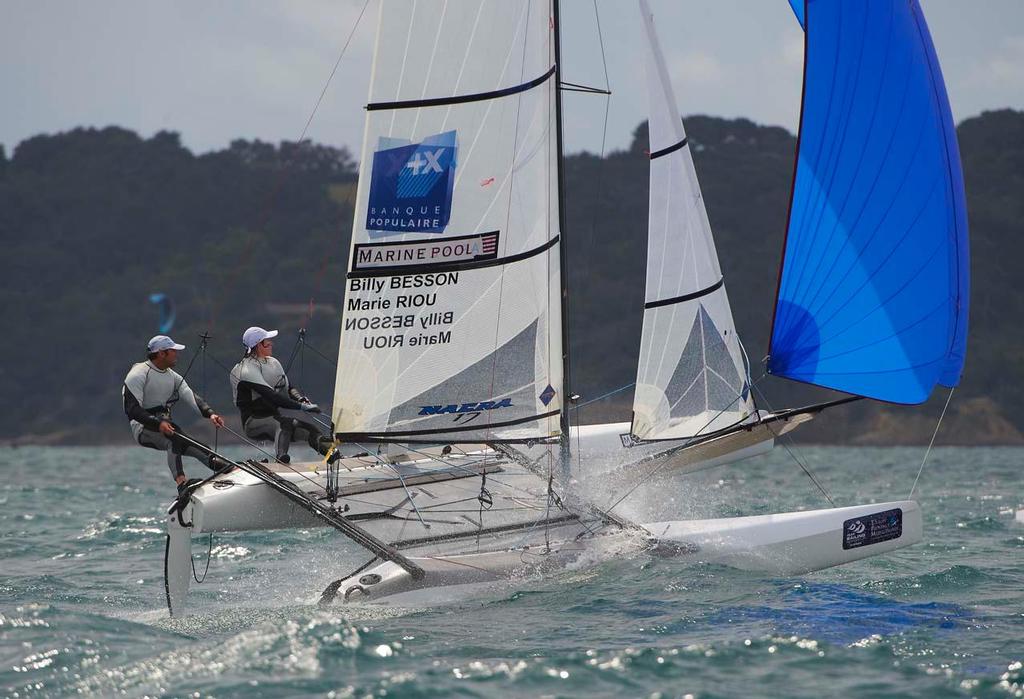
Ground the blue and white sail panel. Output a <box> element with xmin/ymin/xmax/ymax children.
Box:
<box><xmin>333</xmin><ymin>1</ymin><xmax>562</xmax><ymax>443</ymax></box>
<box><xmin>630</xmin><ymin>0</ymin><xmax>755</xmax><ymax>441</ymax></box>
<box><xmin>768</xmin><ymin>0</ymin><xmax>969</xmax><ymax>404</ymax></box>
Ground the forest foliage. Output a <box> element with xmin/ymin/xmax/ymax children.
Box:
<box><xmin>1</xmin><ymin>109</ymin><xmax>1020</xmax><ymax>444</ymax></box>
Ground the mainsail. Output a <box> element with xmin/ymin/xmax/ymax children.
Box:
<box><xmin>768</xmin><ymin>0</ymin><xmax>970</xmax><ymax>403</ymax></box>
<box><xmin>332</xmin><ymin>1</ymin><xmax>563</xmax><ymax>443</ymax></box>
<box><xmin>630</xmin><ymin>0</ymin><xmax>755</xmax><ymax>441</ymax></box>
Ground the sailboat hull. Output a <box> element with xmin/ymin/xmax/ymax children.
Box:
<box><xmin>322</xmin><ymin>533</ymin><xmax>638</xmax><ymax>607</ymax></box>
<box><xmin>317</xmin><ymin>501</ymin><xmax>922</xmax><ymax>607</ymax></box>
<box><xmin>646</xmin><ymin>500</ymin><xmax>922</xmax><ymax>575</ymax></box>
<box><xmin>163</xmin><ymin>443</ymin><xmax>917</xmax><ymax>615</ymax></box>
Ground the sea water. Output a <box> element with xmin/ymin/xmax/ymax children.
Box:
<box><xmin>2</xmin><ymin>445</ymin><xmax>1022</xmax><ymax>698</ymax></box>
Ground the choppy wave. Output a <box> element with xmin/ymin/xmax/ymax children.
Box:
<box><xmin>2</xmin><ymin>446</ymin><xmax>1023</xmax><ymax>698</ymax></box>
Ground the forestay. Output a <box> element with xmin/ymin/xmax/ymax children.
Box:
<box><xmin>333</xmin><ymin>1</ymin><xmax>563</xmax><ymax>443</ymax></box>
<box><xmin>630</xmin><ymin>0</ymin><xmax>754</xmax><ymax>442</ymax></box>
<box><xmin>768</xmin><ymin>0</ymin><xmax>969</xmax><ymax>404</ymax></box>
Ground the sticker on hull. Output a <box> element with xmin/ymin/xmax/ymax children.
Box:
<box><xmin>842</xmin><ymin>508</ymin><xmax>903</xmax><ymax>550</ymax></box>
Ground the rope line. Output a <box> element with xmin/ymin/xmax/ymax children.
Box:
<box><xmin>297</xmin><ymin>0</ymin><xmax>371</xmax><ymax>146</ymax></box>
<box><xmin>751</xmin><ymin>381</ymin><xmax>836</xmax><ymax>507</ymax></box>
<box><xmin>191</xmin><ymin>532</ymin><xmax>214</xmax><ymax>584</ymax></box>
<box><xmin>207</xmin><ymin>0</ymin><xmax>370</xmax><ymax>331</ymax></box>
<box><xmin>908</xmin><ymin>386</ymin><xmax>954</xmax><ymax>499</ymax></box>
<box><xmin>602</xmin><ymin>381</ymin><xmax>753</xmax><ymax>514</ymax></box>
<box><xmin>302</xmin><ymin>339</ymin><xmax>339</xmax><ymax>369</ymax></box>
<box><xmin>577</xmin><ymin>382</ymin><xmax>635</xmax><ymax>409</ymax></box>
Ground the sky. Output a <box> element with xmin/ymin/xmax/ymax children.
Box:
<box><xmin>2</xmin><ymin>0</ymin><xmax>1022</xmax><ymax>158</ymax></box>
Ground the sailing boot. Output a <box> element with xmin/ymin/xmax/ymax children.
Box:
<box><xmin>275</xmin><ymin>423</ymin><xmax>293</xmax><ymax>464</ymax></box>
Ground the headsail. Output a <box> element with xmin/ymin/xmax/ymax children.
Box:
<box><xmin>332</xmin><ymin>1</ymin><xmax>563</xmax><ymax>443</ymax></box>
<box><xmin>768</xmin><ymin>0</ymin><xmax>969</xmax><ymax>404</ymax></box>
<box><xmin>630</xmin><ymin>0</ymin><xmax>755</xmax><ymax>441</ymax></box>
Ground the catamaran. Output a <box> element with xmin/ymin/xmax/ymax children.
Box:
<box><xmin>164</xmin><ymin>0</ymin><xmax>968</xmax><ymax>616</ymax></box>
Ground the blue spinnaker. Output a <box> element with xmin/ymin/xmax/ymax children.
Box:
<box><xmin>787</xmin><ymin>0</ymin><xmax>805</xmax><ymax>29</ymax></box>
<box><xmin>767</xmin><ymin>0</ymin><xmax>969</xmax><ymax>404</ymax></box>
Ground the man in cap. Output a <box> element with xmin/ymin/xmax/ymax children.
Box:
<box><xmin>123</xmin><ymin>335</ymin><xmax>233</xmax><ymax>498</ymax></box>
<box><xmin>230</xmin><ymin>326</ymin><xmax>331</xmax><ymax>463</ymax></box>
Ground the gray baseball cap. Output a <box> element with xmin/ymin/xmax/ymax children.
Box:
<box><xmin>243</xmin><ymin>326</ymin><xmax>279</xmax><ymax>350</ymax></box>
<box><xmin>148</xmin><ymin>335</ymin><xmax>185</xmax><ymax>352</ymax></box>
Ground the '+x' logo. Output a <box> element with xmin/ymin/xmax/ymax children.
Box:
<box><xmin>404</xmin><ymin>148</ymin><xmax>445</xmax><ymax>175</ymax></box>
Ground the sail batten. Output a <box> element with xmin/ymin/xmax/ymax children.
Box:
<box><xmin>768</xmin><ymin>0</ymin><xmax>969</xmax><ymax>405</ymax></box>
<box><xmin>367</xmin><ymin>66</ymin><xmax>556</xmax><ymax>111</ymax></box>
<box><xmin>644</xmin><ymin>278</ymin><xmax>725</xmax><ymax>310</ymax></box>
<box><xmin>630</xmin><ymin>0</ymin><xmax>754</xmax><ymax>442</ymax></box>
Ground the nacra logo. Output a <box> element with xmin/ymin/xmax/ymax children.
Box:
<box><xmin>418</xmin><ymin>398</ymin><xmax>513</xmax><ymax>416</ymax></box>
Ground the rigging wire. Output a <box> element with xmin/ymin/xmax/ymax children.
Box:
<box><xmin>577</xmin><ymin>381</ymin><xmax>634</xmax><ymax>409</ymax></box>
<box><xmin>580</xmin><ymin>0</ymin><xmax>613</xmax><ymax>264</ymax></box>
<box><xmin>297</xmin><ymin>0</ymin><xmax>371</xmax><ymax>148</ymax></box>
<box><xmin>299</xmin><ymin>338</ymin><xmax>339</xmax><ymax>369</ymax></box>
<box><xmin>601</xmin><ymin>379</ymin><xmax>765</xmax><ymax>514</ymax></box>
<box><xmin>175</xmin><ymin>331</ymin><xmax>210</xmax><ymax>384</ymax></box>
<box><xmin>206</xmin><ymin>0</ymin><xmax>371</xmax><ymax>332</ymax></box>
<box><xmin>567</xmin><ymin>0</ymin><xmax>614</xmax><ymax>425</ymax></box>
<box><xmin>592</xmin><ymin>0</ymin><xmax>611</xmax><ymax>92</ymax></box>
<box><xmin>750</xmin><ymin>379</ymin><xmax>836</xmax><ymax>507</ymax></box>
<box><xmin>194</xmin><ymin>343</ymin><xmax>336</xmax><ymax>495</ymax></box>
<box><xmin>392</xmin><ymin>442</ymin><xmax>552</xmax><ymax>503</ymax></box>
<box><xmin>282</xmin><ymin>329</ymin><xmax>306</xmax><ymax>375</ymax></box>
<box><xmin>185</xmin><ymin>334</ymin><xmax>498</xmax><ymax>506</ymax></box>
<box><xmin>574</xmin><ymin>398</ymin><xmax>583</xmax><ymax>474</ymax></box>
<box><xmin>908</xmin><ymin>386</ymin><xmax>955</xmax><ymax>499</ymax></box>
<box><xmin>216</xmin><ymin>421</ymin><xmax>328</xmax><ymax>494</ymax></box>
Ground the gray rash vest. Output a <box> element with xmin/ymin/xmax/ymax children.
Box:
<box><xmin>230</xmin><ymin>356</ymin><xmax>305</xmax><ymax>423</ymax></box>
<box><xmin>122</xmin><ymin>361</ymin><xmax>212</xmax><ymax>441</ymax></box>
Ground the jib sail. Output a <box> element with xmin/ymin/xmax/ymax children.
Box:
<box><xmin>630</xmin><ymin>0</ymin><xmax>755</xmax><ymax>441</ymax></box>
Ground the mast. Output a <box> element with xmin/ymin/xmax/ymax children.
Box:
<box><xmin>552</xmin><ymin>0</ymin><xmax>573</xmax><ymax>474</ymax></box>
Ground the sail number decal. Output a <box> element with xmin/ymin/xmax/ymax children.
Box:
<box><xmin>352</xmin><ymin>232</ymin><xmax>499</xmax><ymax>271</ymax></box>
<box><xmin>366</xmin><ymin>130</ymin><xmax>457</xmax><ymax>234</ymax></box>
<box><xmin>842</xmin><ymin>508</ymin><xmax>902</xmax><ymax>550</ymax></box>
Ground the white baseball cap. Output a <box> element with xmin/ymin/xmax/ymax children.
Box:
<box><xmin>243</xmin><ymin>326</ymin><xmax>279</xmax><ymax>350</ymax></box>
<box><xmin>148</xmin><ymin>335</ymin><xmax>185</xmax><ymax>352</ymax></box>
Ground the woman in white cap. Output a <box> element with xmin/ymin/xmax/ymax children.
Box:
<box><xmin>229</xmin><ymin>327</ymin><xmax>329</xmax><ymax>463</ymax></box>
<box><xmin>122</xmin><ymin>335</ymin><xmax>231</xmax><ymax>497</ymax></box>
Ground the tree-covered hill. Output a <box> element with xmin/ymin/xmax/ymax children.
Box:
<box><xmin>1</xmin><ymin>110</ymin><xmax>1021</xmax><ymax>445</ymax></box>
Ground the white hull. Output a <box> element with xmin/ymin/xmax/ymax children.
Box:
<box><xmin>176</xmin><ymin>419</ymin><xmax>793</xmax><ymax>536</ymax></box>
<box><xmin>163</xmin><ymin>418</ymin><xmax>921</xmax><ymax>617</ymax></box>
<box><xmin>567</xmin><ymin>413</ymin><xmax>810</xmax><ymax>486</ymax></box>
<box><xmin>319</xmin><ymin>501</ymin><xmax>922</xmax><ymax>606</ymax></box>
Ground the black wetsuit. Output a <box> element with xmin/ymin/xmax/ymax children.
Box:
<box><xmin>229</xmin><ymin>356</ymin><xmax>329</xmax><ymax>460</ymax></box>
